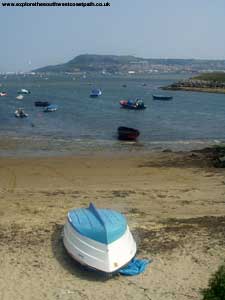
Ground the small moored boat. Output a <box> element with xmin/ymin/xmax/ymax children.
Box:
<box><xmin>18</xmin><ymin>89</ymin><xmax>31</xmax><ymax>95</ymax></box>
<box><xmin>90</xmin><ymin>88</ymin><xmax>102</xmax><ymax>97</ymax></box>
<box><xmin>63</xmin><ymin>203</ymin><xmax>136</xmax><ymax>274</ymax></box>
<box><xmin>35</xmin><ymin>101</ymin><xmax>50</xmax><ymax>107</ymax></box>
<box><xmin>0</xmin><ymin>92</ymin><xmax>7</xmax><ymax>97</ymax></box>
<box><xmin>44</xmin><ymin>104</ymin><xmax>58</xmax><ymax>112</ymax></box>
<box><xmin>14</xmin><ymin>108</ymin><xmax>28</xmax><ymax>118</ymax></box>
<box><xmin>16</xmin><ymin>95</ymin><xmax>24</xmax><ymax>100</ymax></box>
<box><xmin>117</xmin><ymin>126</ymin><xmax>140</xmax><ymax>141</ymax></box>
<box><xmin>152</xmin><ymin>94</ymin><xmax>173</xmax><ymax>100</ymax></box>
<box><xmin>120</xmin><ymin>99</ymin><xmax>146</xmax><ymax>110</ymax></box>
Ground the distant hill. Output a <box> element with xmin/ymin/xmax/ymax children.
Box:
<box><xmin>33</xmin><ymin>54</ymin><xmax>225</xmax><ymax>74</ymax></box>
<box><xmin>34</xmin><ymin>54</ymin><xmax>145</xmax><ymax>73</ymax></box>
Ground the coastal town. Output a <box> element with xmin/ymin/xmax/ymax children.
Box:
<box><xmin>2</xmin><ymin>55</ymin><xmax>225</xmax><ymax>76</ymax></box>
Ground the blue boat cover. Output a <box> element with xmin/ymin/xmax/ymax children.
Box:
<box><xmin>119</xmin><ymin>258</ymin><xmax>151</xmax><ymax>276</ymax></box>
<box><xmin>68</xmin><ymin>203</ymin><xmax>127</xmax><ymax>244</ymax></box>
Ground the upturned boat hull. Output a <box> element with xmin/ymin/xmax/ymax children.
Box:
<box><xmin>63</xmin><ymin>218</ymin><xmax>136</xmax><ymax>273</ymax></box>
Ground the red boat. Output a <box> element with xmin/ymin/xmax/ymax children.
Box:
<box><xmin>120</xmin><ymin>99</ymin><xmax>146</xmax><ymax>110</ymax></box>
<box><xmin>117</xmin><ymin>126</ymin><xmax>140</xmax><ymax>141</ymax></box>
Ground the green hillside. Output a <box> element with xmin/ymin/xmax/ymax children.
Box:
<box><xmin>193</xmin><ymin>72</ymin><xmax>225</xmax><ymax>82</ymax></box>
<box><xmin>34</xmin><ymin>54</ymin><xmax>144</xmax><ymax>73</ymax></box>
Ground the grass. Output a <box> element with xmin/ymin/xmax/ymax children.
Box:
<box><xmin>193</xmin><ymin>72</ymin><xmax>225</xmax><ymax>83</ymax></box>
<box><xmin>202</xmin><ymin>265</ymin><xmax>225</xmax><ymax>300</ymax></box>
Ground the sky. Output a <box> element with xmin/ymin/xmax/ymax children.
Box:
<box><xmin>1</xmin><ymin>0</ymin><xmax>225</xmax><ymax>72</ymax></box>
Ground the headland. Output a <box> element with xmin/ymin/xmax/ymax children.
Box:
<box><xmin>163</xmin><ymin>72</ymin><xmax>225</xmax><ymax>94</ymax></box>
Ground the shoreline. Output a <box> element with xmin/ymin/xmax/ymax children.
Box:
<box><xmin>0</xmin><ymin>135</ymin><xmax>224</xmax><ymax>157</ymax></box>
<box><xmin>162</xmin><ymin>86</ymin><xmax>225</xmax><ymax>94</ymax></box>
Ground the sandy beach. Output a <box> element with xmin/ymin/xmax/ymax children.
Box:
<box><xmin>0</xmin><ymin>150</ymin><xmax>225</xmax><ymax>300</ymax></box>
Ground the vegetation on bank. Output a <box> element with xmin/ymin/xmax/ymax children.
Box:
<box><xmin>202</xmin><ymin>265</ymin><xmax>225</xmax><ymax>300</ymax></box>
<box><xmin>163</xmin><ymin>72</ymin><xmax>225</xmax><ymax>93</ymax></box>
<box><xmin>162</xmin><ymin>86</ymin><xmax>225</xmax><ymax>94</ymax></box>
<box><xmin>193</xmin><ymin>72</ymin><xmax>225</xmax><ymax>83</ymax></box>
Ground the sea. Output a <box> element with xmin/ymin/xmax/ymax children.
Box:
<box><xmin>0</xmin><ymin>72</ymin><xmax>225</xmax><ymax>156</ymax></box>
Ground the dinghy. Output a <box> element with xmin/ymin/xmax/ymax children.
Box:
<box><xmin>117</xmin><ymin>126</ymin><xmax>140</xmax><ymax>141</ymax></box>
<box><xmin>14</xmin><ymin>108</ymin><xmax>28</xmax><ymax>118</ymax></box>
<box><xmin>120</xmin><ymin>99</ymin><xmax>146</xmax><ymax>110</ymax></box>
<box><xmin>18</xmin><ymin>88</ymin><xmax>30</xmax><ymax>95</ymax></box>
<box><xmin>152</xmin><ymin>94</ymin><xmax>173</xmax><ymax>100</ymax></box>
<box><xmin>63</xmin><ymin>203</ymin><xmax>136</xmax><ymax>274</ymax></box>
<box><xmin>90</xmin><ymin>88</ymin><xmax>102</xmax><ymax>97</ymax></box>
<box><xmin>16</xmin><ymin>95</ymin><xmax>24</xmax><ymax>100</ymax></box>
<box><xmin>43</xmin><ymin>104</ymin><xmax>58</xmax><ymax>112</ymax></box>
<box><xmin>35</xmin><ymin>101</ymin><xmax>50</xmax><ymax>107</ymax></box>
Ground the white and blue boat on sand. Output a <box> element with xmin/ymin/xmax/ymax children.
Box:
<box><xmin>63</xmin><ymin>203</ymin><xmax>137</xmax><ymax>274</ymax></box>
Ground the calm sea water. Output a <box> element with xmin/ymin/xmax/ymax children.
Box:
<box><xmin>0</xmin><ymin>73</ymin><xmax>224</xmax><ymax>155</ymax></box>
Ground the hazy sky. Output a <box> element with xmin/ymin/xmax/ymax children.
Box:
<box><xmin>1</xmin><ymin>0</ymin><xmax>225</xmax><ymax>72</ymax></box>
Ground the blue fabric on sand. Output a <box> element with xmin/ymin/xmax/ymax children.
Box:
<box><xmin>119</xmin><ymin>258</ymin><xmax>151</xmax><ymax>276</ymax></box>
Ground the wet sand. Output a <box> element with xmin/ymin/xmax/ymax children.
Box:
<box><xmin>0</xmin><ymin>151</ymin><xmax>225</xmax><ymax>300</ymax></box>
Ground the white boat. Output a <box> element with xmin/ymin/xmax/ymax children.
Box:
<box><xmin>18</xmin><ymin>88</ymin><xmax>30</xmax><ymax>94</ymax></box>
<box><xmin>16</xmin><ymin>95</ymin><xmax>24</xmax><ymax>100</ymax></box>
<box><xmin>0</xmin><ymin>92</ymin><xmax>7</xmax><ymax>97</ymax></box>
<box><xmin>90</xmin><ymin>88</ymin><xmax>102</xmax><ymax>97</ymax></box>
<box><xmin>14</xmin><ymin>108</ymin><xmax>28</xmax><ymax>118</ymax></box>
<box><xmin>43</xmin><ymin>104</ymin><xmax>58</xmax><ymax>112</ymax></box>
<box><xmin>63</xmin><ymin>203</ymin><xmax>136</xmax><ymax>274</ymax></box>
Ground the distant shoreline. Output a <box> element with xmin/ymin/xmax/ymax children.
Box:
<box><xmin>162</xmin><ymin>86</ymin><xmax>225</xmax><ymax>94</ymax></box>
<box><xmin>0</xmin><ymin>135</ymin><xmax>223</xmax><ymax>157</ymax></box>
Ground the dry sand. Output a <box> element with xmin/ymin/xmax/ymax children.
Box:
<box><xmin>0</xmin><ymin>151</ymin><xmax>225</xmax><ymax>300</ymax></box>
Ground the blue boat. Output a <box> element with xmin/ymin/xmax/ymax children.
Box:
<box><xmin>152</xmin><ymin>94</ymin><xmax>173</xmax><ymax>100</ymax></box>
<box><xmin>35</xmin><ymin>101</ymin><xmax>50</xmax><ymax>107</ymax></box>
<box><xmin>44</xmin><ymin>104</ymin><xmax>58</xmax><ymax>112</ymax></box>
<box><xmin>90</xmin><ymin>88</ymin><xmax>102</xmax><ymax>97</ymax></box>
<box><xmin>63</xmin><ymin>203</ymin><xmax>136</xmax><ymax>273</ymax></box>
